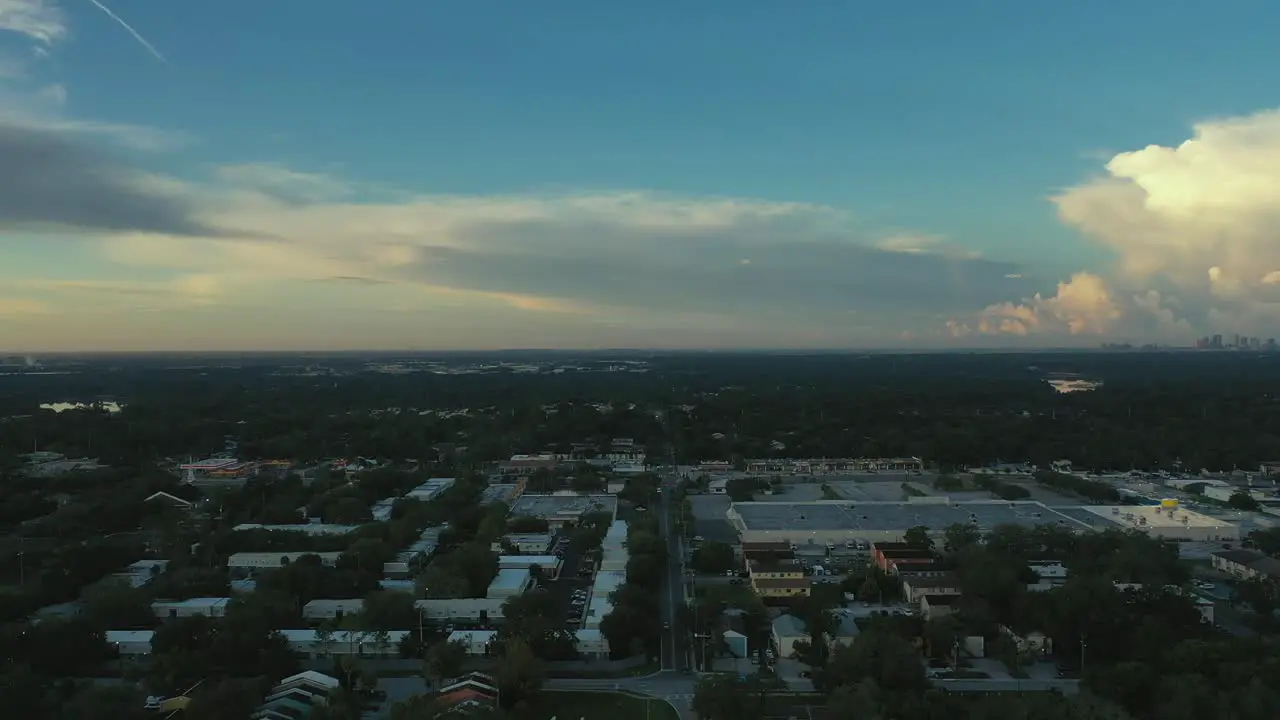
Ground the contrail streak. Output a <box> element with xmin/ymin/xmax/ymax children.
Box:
<box><xmin>85</xmin><ymin>0</ymin><xmax>168</xmax><ymax>64</ymax></box>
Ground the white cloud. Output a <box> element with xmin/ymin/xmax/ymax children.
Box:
<box><xmin>0</xmin><ymin>0</ymin><xmax>66</xmax><ymax>48</ymax></box>
<box><xmin>956</xmin><ymin>108</ymin><xmax>1280</xmax><ymax>342</ymax></box>
<box><xmin>0</xmin><ymin>113</ymin><xmax>1043</xmax><ymax>346</ymax></box>
<box><xmin>971</xmin><ymin>273</ymin><xmax>1123</xmax><ymax>338</ymax></box>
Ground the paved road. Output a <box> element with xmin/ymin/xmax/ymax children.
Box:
<box><xmin>548</xmin><ymin>671</ymin><xmax>696</xmax><ymax>719</ymax></box>
<box><xmin>657</xmin><ymin>482</ymin><xmax>688</xmax><ymax>672</ymax></box>
<box><xmin>934</xmin><ymin>678</ymin><xmax>1080</xmax><ymax>694</ymax></box>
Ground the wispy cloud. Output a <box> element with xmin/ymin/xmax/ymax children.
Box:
<box><xmin>85</xmin><ymin>0</ymin><xmax>166</xmax><ymax>64</ymax></box>
<box><xmin>0</xmin><ymin>0</ymin><xmax>67</xmax><ymax>48</ymax></box>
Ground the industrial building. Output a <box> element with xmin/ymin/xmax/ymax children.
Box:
<box><xmin>232</xmin><ymin>523</ymin><xmax>358</xmax><ymax>536</ymax></box>
<box><xmin>152</xmin><ymin>597</ymin><xmax>231</xmax><ymax>619</ymax></box>
<box><xmin>1079</xmin><ymin>503</ymin><xmax>1240</xmax><ymax>541</ymax></box>
<box><xmin>497</xmin><ymin>555</ymin><xmax>562</xmax><ymax>579</ymax></box>
<box><xmin>482</xmin><ymin>483</ymin><xmax>525</xmax><ymax>505</ymax></box>
<box><xmin>110</xmin><ymin>559</ymin><xmax>168</xmax><ymax>589</ymax></box>
<box><xmin>106</xmin><ymin>630</ymin><xmax>154</xmax><ymax>656</ymax></box>
<box><xmin>383</xmin><ymin>526</ymin><xmax>446</xmax><ymax>577</ymax></box>
<box><xmin>584</xmin><ymin>570</ymin><xmax>625</xmax><ymax>629</ymax></box>
<box><xmin>277</xmin><ymin>630</ymin><xmax>410</xmax><ymax>658</ymax></box>
<box><xmin>500</xmin><ymin>533</ymin><xmax>555</xmax><ymax>554</ymax></box>
<box><xmin>180</xmin><ymin>458</ymin><xmax>259</xmax><ymax>487</ymax></box>
<box><xmin>414</xmin><ymin>598</ymin><xmax>506</xmax><ymax>623</ymax></box>
<box><xmin>228</xmin><ymin>552</ymin><xmax>342</xmax><ymax>571</ymax></box>
<box><xmin>302</xmin><ymin>599</ymin><xmax>364</xmax><ymax>621</ymax></box>
<box><xmin>508</xmin><ymin>494</ymin><xmax>618</xmax><ymax>527</ymax></box>
<box><xmin>728</xmin><ymin>500</ymin><xmax>1096</xmax><ymax>545</ymax></box>
<box><xmin>405</xmin><ymin>478</ymin><xmax>457</xmax><ymax>501</ymax></box>
<box><xmin>746</xmin><ymin>457</ymin><xmax>924</xmax><ymax>475</ymax></box>
<box><xmin>486</xmin><ymin>568</ymin><xmax>534</xmax><ymax>600</ymax></box>
<box><xmin>599</xmin><ymin>520</ymin><xmax>629</xmax><ymax>573</ymax></box>
<box><xmin>370</xmin><ymin>498</ymin><xmax>398</xmax><ymax>521</ymax></box>
<box><xmin>447</xmin><ymin>628</ymin><xmax>609</xmax><ymax>658</ymax></box>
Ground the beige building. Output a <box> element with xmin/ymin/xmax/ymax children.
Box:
<box><xmin>901</xmin><ymin>573</ymin><xmax>962</xmax><ymax>605</ymax></box>
<box><xmin>1083</xmin><ymin>505</ymin><xmax>1239</xmax><ymax>541</ymax></box>
<box><xmin>1212</xmin><ymin>549</ymin><xmax>1280</xmax><ymax>580</ymax></box>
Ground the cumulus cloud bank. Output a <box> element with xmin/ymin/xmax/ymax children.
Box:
<box><xmin>959</xmin><ymin>108</ymin><xmax>1280</xmax><ymax>342</ymax></box>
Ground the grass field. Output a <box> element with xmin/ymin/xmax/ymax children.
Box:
<box><xmin>528</xmin><ymin>691</ymin><xmax>679</xmax><ymax>720</ymax></box>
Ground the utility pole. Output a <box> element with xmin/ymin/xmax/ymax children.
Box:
<box><xmin>1080</xmin><ymin>634</ymin><xmax>1087</xmax><ymax>675</ymax></box>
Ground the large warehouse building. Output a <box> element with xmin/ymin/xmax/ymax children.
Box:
<box><xmin>1077</xmin><ymin>504</ymin><xmax>1239</xmax><ymax>541</ymax></box>
<box><xmin>727</xmin><ymin>498</ymin><xmax>1239</xmax><ymax>544</ymax></box>
<box><xmin>728</xmin><ymin>499</ymin><xmax>1099</xmax><ymax>545</ymax></box>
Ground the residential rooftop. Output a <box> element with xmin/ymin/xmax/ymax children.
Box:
<box><xmin>730</xmin><ymin>500</ymin><xmax>1097</xmax><ymax>533</ymax></box>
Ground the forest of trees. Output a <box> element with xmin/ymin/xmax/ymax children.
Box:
<box><xmin>5</xmin><ymin>352</ymin><xmax>1280</xmax><ymax>475</ymax></box>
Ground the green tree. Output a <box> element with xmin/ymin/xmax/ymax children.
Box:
<box><xmin>903</xmin><ymin>525</ymin><xmax>933</xmax><ymax>551</ymax></box>
<box><xmin>362</xmin><ymin>590</ymin><xmax>418</xmax><ymax>631</ymax></box>
<box><xmin>1229</xmin><ymin>492</ymin><xmax>1261</xmax><ymax>511</ymax></box>
<box><xmin>424</xmin><ymin>638</ymin><xmax>470</xmax><ymax>686</ymax></box>
<box><xmin>390</xmin><ymin>694</ymin><xmax>444</xmax><ymax>720</ymax></box>
<box><xmin>942</xmin><ymin>523</ymin><xmax>982</xmax><ymax>553</ymax></box>
<box><xmin>691</xmin><ymin>540</ymin><xmax>735</xmax><ymax>574</ymax></box>
<box><xmin>57</xmin><ymin>684</ymin><xmax>150</xmax><ymax>720</ymax></box>
<box><xmin>81</xmin><ymin>578</ymin><xmax>154</xmax><ymax>630</ymax></box>
<box><xmin>693</xmin><ymin>674</ymin><xmax>760</xmax><ymax>720</ymax></box>
<box><xmin>494</xmin><ymin>637</ymin><xmax>544</xmax><ymax>709</ymax></box>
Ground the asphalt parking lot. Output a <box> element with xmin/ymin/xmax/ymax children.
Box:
<box><xmin>540</xmin><ymin>533</ymin><xmax>594</xmax><ymax>628</ymax></box>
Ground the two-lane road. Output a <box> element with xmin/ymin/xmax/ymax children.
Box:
<box><xmin>656</xmin><ymin>482</ymin><xmax>687</xmax><ymax>671</ymax></box>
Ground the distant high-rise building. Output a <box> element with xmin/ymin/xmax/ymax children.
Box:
<box><xmin>1211</xmin><ymin>334</ymin><xmax>1223</xmax><ymax>349</ymax></box>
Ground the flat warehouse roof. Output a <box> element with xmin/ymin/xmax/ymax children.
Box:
<box><xmin>508</xmin><ymin>494</ymin><xmax>618</xmax><ymax>519</ymax></box>
<box><xmin>1083</xmin><ymin>505</ymin><xmax>1238</xmax><ymax>529</ymax></box>
<box><xmin>731</xmin><ymin>500</ymin><xmax>1097</xmax><ymax>533</ymax></box>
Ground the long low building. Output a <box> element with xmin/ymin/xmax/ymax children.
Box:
<box><xmin>279</xmin><ymin>629</ymin><xmax>410</xmax><ymax>658</ymax></box>
<box><xmin>107</xmin><ymin>630</ymin><xmax>154</xmax><ymax>656</ymax></box>
<box><xmin>153</xmin><ymin>597</ymin><xmax>231</xmax><ymax>619</ymax></box>
<box><xmin>508</xmin><ymin>494</ymin><xmax>619</xmax><ymax>527</ymax></box>
<box><xmin>303</xmin><ymin>599</ymin><xmax>364</xmax><ymax>621</ymax></box>
<box><xmin>487</xmin><ymin>568</ymin><xmax>534</xmax><ymax>599</ymax></box>
<box><xmin>228</xmin><ymin>552</ymin><xmax>342</xmax><ymax>571</ymax></box>
<box><xmin>232</xmin><ymin>523</ymin><xmax>359</xmax><ymax>536</ymax></box>
<box><xmin>728</xmin><ymin>500</ymin><xmax>1099</xmax><ymax>545</ymax></box>
<box><xmin>497</xmin><ymin>555</ymin><xmax>562</xmax><ymax>578</ymax></box>
<box><xmin>500</xmin><ymin>533</ymin><xmax>554</xmax><ymax>554</ymax></box>
<box><xmin>448</xmin><ymin>628</ymin><xmax>609</xmax><ymax>658</ymax></box>
<box><xmin>584</xmin><ymin>570</ymin><xmax>626</xmax><ymax>629</ymax></box>
<box><xmin>415</xmin><ymin>598</ymin><xmax>506</xmax><ymax>623</ymax></box>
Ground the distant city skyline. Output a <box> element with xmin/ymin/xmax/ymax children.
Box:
<box><xmin>3</xmin><ymin>2</ymin><xmax>1280</xmax><ymax>350</ymax></box>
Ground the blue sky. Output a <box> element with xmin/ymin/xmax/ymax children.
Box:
<box><xmin>2</xmin><ymin>0</ymin><xmax>1280</xmax><ymax>350</ymax></box>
